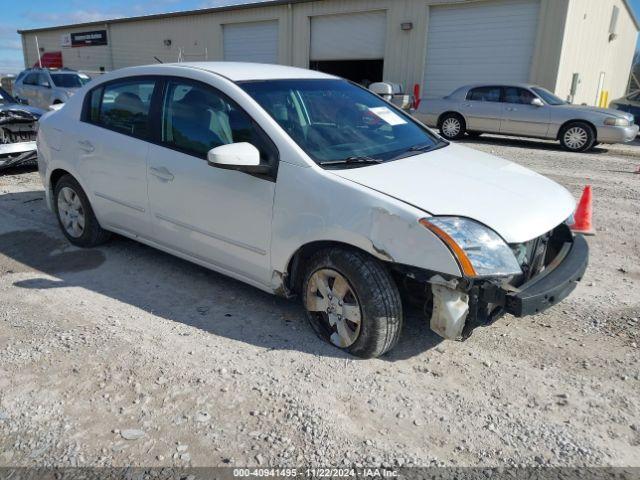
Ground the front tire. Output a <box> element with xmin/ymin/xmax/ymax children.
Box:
<box><xmin>439</xmin><ymin>113</ymin><xmax>466</xmax><ymax>140</ymax></box>
<box><xmin>560</xmin><ymin>122</ymin><xmax>596</xmax><ymax>152</ymax></box>
<box><xmin>302</xmin><ymin>248</ymin><xmax>403</xmax><ymax>358</ymax></box>
<box><xmin>54</xmin><ymin>175</ymin><xmax>111</xmax><ymax>247</ymax></box>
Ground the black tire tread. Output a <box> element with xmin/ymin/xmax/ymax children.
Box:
<box><xmin>54</xmin><ymin>174</ymin><xmax>111</xmax><ymax>248</ymax></box>
<box><xmin>559</xmin><ymin>121</ymin><xmax>596</xmax><ymax>152</ymax></box>
<box><xmin>302</xmin><ymin>248</ymin><xmax>403</xmax><ymax>358</ymax></box>
<box><xmin>438</xmin><ymin>113</ymin><xmax>466</xmax><ymax>140</ymax></box>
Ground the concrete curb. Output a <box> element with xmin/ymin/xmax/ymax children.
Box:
<box><xmin>602</xmin><ymin>143</ymin><xmax>640</xmax><ymax>159</ymax></box>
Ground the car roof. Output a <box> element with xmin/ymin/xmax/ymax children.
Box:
<box><xmin>143</xmin><ymin>62</ymin><xmax>338</xmax><ymax>82</ymax></box>
<box><xmin>459</xmin><ymin>83</ymin><xmax>538</xmax><ymax>91</ymax></box>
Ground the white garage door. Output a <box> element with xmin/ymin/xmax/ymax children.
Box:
<box><xmin>310</xmin><ymin>11</ymin><xmax>387</xmax><ymax>61</ymax></box>
<box><xmin>423</xmin><ymin>0</ymin><xmax>540</xmax><ymax>98</ymax></box>
<box><xmin>223</xmin><ymin>20</ymin><xmax>279</xmax><ymax>64</ymax></box>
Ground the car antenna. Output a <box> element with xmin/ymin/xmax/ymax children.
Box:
<box><xmin>153</xmin><ymin>56</ymin><xmax>163</xmax><ymax>64</ymax></box>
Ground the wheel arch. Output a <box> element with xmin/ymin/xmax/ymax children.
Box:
<box><xmin>557</xmin><ymin>119</ymin><xmax>598</xmax><ymax>141</ymax></box>
<box><xmin>283</xmin><ymin>240</ymin><xmax>387</xmax><ymax>296</ymax></box>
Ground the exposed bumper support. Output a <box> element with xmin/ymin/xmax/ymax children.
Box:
<box><xmin>502</xmin><ymin>234</ymin><xmax>589</xmax><ymax>316</ymax></box>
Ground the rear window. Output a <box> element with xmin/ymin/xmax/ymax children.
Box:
<box><xmin>85</xmin><ymin>78</ymin><xmax>156</xmax><ymax>139</ymax></box>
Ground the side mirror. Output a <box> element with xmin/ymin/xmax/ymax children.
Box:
<box><xmin>207</xmin><ymin>142</ymin><xmax>270</xmax><ymax>174</ymax></box>
<box><xmin>531</xmin><ymin>98</ymin><xmax>544</xmax><ymax>107</ymax></box>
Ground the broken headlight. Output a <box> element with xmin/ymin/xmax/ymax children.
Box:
<box><xmin>420</xmin><ymin>217</ymin><xmax>522</xmax><ymax>277</ymax></box>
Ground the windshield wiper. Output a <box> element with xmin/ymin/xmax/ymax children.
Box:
<box><xmin>319</xmin><ymin>156</ymin><xmax>383</xmax><ymax>167</ymax></box>
<box><xmin>391</xmin><ymin>141</ymin><xmax>448</xmax><ymax>160</ymax></box>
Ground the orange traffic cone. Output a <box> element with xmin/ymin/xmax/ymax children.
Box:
<box><xmin>569</xmin><ymin>186</ymin><xmax>595</xmax><ymax>235</ymax></box>
<box><xmin>635</xmin><ymin>165</ymin><xmax>640</xmax><ymax>174</ymax></box>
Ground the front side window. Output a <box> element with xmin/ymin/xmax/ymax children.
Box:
<box><xmin>36</xmin><ymin>73</ymin><xmax>50</xmax><ymax>87</ymax></box>
<box><xmin>531</xmin><ymin>87</ymin><xmax>566</xmax><ymax>106</ymax></box>
<box><xmin>51</xmin><ymin>73</ymin><xmax>86</xmax><ymax>88</ymax></box>
<box><xmin>240</xmin><ymin>79</ymin><xmax>443</xmax><ymax>165</ymax></box>
<box><xmin>503</xmin><ymin>87</ymin><xmax>537</xmax><ymax>105</ymax></box>
<box><xmin>91</xmin><ymin>79</ymin><xmax>156</xmax><ymax>138</ymax></box>
<box><xmin>162</xmin><ymin>80</ymin><xmax>275</xmax><ymax>163</ymax></box>
<box><xmin>467</xmin><ymin>86</ymin><xmax>501</xmax><ymax>102</ymax></box>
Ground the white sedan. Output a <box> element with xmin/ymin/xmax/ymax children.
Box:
<box><xmin>36</xmin><ymin>63</ymin><xmax>589</xmax><ymax>358</ymax></box>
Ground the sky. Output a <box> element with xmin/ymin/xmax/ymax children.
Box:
<box><xmin>1</xmin><ymin>0</ymin><xmax>640</xmax><ymax>73</ymax></box>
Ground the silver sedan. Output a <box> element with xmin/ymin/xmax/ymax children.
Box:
<box><xmin>414</xmin><ymin>83</ymin><xmax>638</xmax><ymax>152</ymax></box>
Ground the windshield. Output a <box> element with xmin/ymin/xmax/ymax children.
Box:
<box><xmin>50</xmin><ymin>73</ymin><xmax>88</xmax><ymax>88</ymax></box>
<box><xmin>532</xmin><ymin>87</ymin><xmax>566</xmax><ymax>106</ymax></box>
<box><xmin>240</xmin><ymin>79</ymin><xmax>443</xmax><ymax>165</ymax></box>
<box><xmin>0</xmin><ymin>87</ymin><xmax>16</xmax><ymax>104</ymax></box>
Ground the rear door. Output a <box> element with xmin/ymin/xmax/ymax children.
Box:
<box><xmin>500</xmin><ymin>87</ymin><xmax>550</xmax><ymax>137</ymax></box>
<box><xmin>461</xmin><ymin>86</ymin><xmax>502</xmax><ymax>133</ymax></box>
<box><xmin>75</xmin><ymin>77</ymin><xmax>157</xmax><ymax>238</ymax></box>
<box><xmin>19</xmin><ymin>73</ymin><xmax>39</xmax><ymax>105</ymax></box>
<box><xmin>146</xmin><ymin>77</ymin><xmax>277</xmax><ymax>287</ymax></box>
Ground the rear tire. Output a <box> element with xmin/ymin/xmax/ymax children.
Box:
<box><xmin>439</xmin><ymin>113</ymin><xmax>466</xmax><ymax>140</ymax></box>
<box><xmin>302</xmin><ymin>248</ymin><xmax>403</xmax><ymax>358</ymax></box>
<box><xmin>54</xmin><ymin>175</ymin><xmax>111</xmax><ymax>248</ymax></box>
<box><xmin>559</xmin><ymin>122</ymin><xmax>596</xmax><ymax>152</ymax></box>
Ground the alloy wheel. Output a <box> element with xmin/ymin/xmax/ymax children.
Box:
<box><xmin>563</xmin><ymin>127</ymin><xmax>588</xmax><ymax>150</ymax></box>
<box><xmin>57</xmin><ymin>187</ymin><xmax>85</xmax><ymax>238</ymax></box>
<box><xmin>305</xmin><ymin>269</ymin><xmax>362</xmax><ymax>348</ymax></box>
<box><xmin>442</xmin><ymin>118</ymin><xmax>461</xmax><ymax>138</ymax></box>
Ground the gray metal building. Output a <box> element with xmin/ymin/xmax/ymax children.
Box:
<box><xmin>18</xmin><ymin>0</ymin><xmax>639</xmax><ymax>106</ymax></box>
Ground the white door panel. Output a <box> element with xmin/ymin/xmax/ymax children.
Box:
<box><xmin>74</xmin><ymin>123</ymin><xmax>152</xmax><ymax>237</ymax></box>
<box><xmin>147</xmin><ymin>146</ymin><xmax>275</xmax><ymax>286</ymax></box>
<box><xmin>310</xmin><ymin>11</ymin><xmax>386</xmax><ymax>61</ymax></box>
<box><xmin>223</xmin><ymin>21</ymin><xmax>279</xmax><ymax>64</ymax></box>
<box><xmin>423</xmin><ymin>0</ymin><xmax>540</xmax><ymax>97</ymax></box>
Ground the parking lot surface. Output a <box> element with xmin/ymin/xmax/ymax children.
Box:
<box><xmin>1</xmin><ymin>137</ymin><xmax>639</xmax><ymax>468</ymax></box>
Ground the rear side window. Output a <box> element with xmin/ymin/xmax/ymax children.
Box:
<box><xmin>22</xmin><ymin>73</ymin><xmax>38</xmax><ymax>86</ymax></box>
<box><xmin>85</xmin><ymin>79</ymin><xmax>156</xmax><ymax>139</ymax></box>
<box><xmin>467</xmin><ymin>86</ymin><xmax>501</xmax><ymax>102</ymax></box>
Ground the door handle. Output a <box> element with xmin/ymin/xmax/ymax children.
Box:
<box><xmin>78</xmin><ymin>140</ymin><xmax>94</xmax><ymax>153</ymax></box>
<box><xmin>149</xmin><ymin>166</ymin><xmax>175</xmax><ymax>182</ymax></box>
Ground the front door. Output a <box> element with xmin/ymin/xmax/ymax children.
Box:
<box><xmin>146</xmin><ymin>78</ymin><xmax>277</xmax><ymax>287</ymax></box>
<box><xmin>75</xmin><ymin>77</ymin><xmax>157</xmax><ymax>238</ymax></box>
<box><xmin>500</xmin><ymin>87</ymin><xmax>550</xmax><ymax>137</ymax></box>
<box><xmin>461</xmin><ymin>86</ymin><xmax>502</xmax><ymax>133</ymax></box>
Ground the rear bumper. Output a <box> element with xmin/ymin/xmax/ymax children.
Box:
<box><xmin>502</xmin><ymin>234</ymin><xmax>589</xmax><ymax>317</ymax></box>
<box><xmin>597</xmin><ymin>124</ymin><xmax>639</xmax><ymax>144</ymax></box>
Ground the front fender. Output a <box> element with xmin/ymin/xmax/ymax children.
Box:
<box><xmin>270</xmin><ymin>161</ymin><xmax>462</xmax><ymax>285</ymax></box>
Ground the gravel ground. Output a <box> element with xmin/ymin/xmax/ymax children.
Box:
<box><xmin>0</xmin><ymin>136</ymin><xmax>639</xmax><ymax>468</ymax></box>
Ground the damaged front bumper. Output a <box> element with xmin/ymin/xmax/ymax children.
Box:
<box><xmin>476</xmin><ymin>234</ymin><xmax>589</xmax><ymax>323</ymax></box>
<box><xmin>397</xmin><ymin>225</ymin><xmax>589</xmax><ymax>340</ymax></box>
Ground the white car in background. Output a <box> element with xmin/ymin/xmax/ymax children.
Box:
<box><xmin>14</xmin><ymin>68</ymin><xmax>90</xmax><ymax>109</ymax></box>
<box><xmin>36</xmin><ymin>63</ymin><xmax>589</xmax><ymax>358</ymax></box>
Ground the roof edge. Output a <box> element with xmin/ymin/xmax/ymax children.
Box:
<box><xmin>623</xmin><ymin>0</ymin><xmax>640</xmax><ymax>31</ymax></box>
<box><xmin>17</xmin><ymin>0</ymin><xmax>313</xmax><ymax>34</ymax></box>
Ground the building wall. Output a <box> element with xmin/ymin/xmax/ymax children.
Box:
<box><xmin>21</xmin><ymin>0</ymin><xmax>635</xmax><ymax>103</ymax></box>
<box><xmin>556</xmin><ymin>0</ymin><xmax>638</xmax><ymax>105</ymax></box>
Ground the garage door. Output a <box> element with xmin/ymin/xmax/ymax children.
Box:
<box><xmin>223</xmin><ymin>20</ymin><xmax>279</xmax><ymax>64</ymax></box>
<box><xmin>310</xmin><ymin>11</ymin><xmax>387</xmax><ymax>61</ymax></box>
<box><xmin>423</xmin><ymin>0</ymin><xmax>540</xmax><ymax>98</ymax></box>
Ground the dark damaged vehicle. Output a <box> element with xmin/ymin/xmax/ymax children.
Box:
<box><xmin>0</xmin><ymin>87</ymin><xmax>43</xmax><ymax>172</ymax></box>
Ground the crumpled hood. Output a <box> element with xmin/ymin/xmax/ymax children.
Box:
<box><xmin>331</xmin><ymin>143</ymin><xmax>576</xmax><ymax>243</ymax></box>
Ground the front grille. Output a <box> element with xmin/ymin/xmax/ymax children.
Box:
<box><xmin>510</xmin><ymin>224</ymin><xmax>573</xmax><ymax>285</ymax></box>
